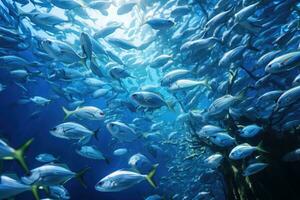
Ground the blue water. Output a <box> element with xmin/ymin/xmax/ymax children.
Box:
<box><xmin>2</xmin><ymin>0</ymin><xmax>300</xmax><ymax>200</ymax></box>
<box><xmin>0</xmin><ymin>78</ymin><xmax>160</xmax><ymax>200</ymax></box>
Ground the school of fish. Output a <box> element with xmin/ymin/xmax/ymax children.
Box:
<box><xmin>1</xmin><ymin>0</ymin><xmax>300</xmax><ymax>199</ymax></box>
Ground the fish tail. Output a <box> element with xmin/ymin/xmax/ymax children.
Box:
<box><xmin>257</xmin><ymin>141</ymin><xmax>268</xmax><ymax>153</ymax></box>
<box><xmin>80</xmin><ymin>57</ymin><xmax>89</xmax><ymax>69</ymax></box>
<box><xmin>93</xmin><ymin>128</ymin><xmax>100</xmax><ymax>141</ymax></box>
<box><xmin>146</xmin><ymin>164</ymin><xmax>159</xmax><ymax>188</ymax></box>
<box><xmin>14</xmin><ymin>138</ymin><xmax>34</xmax><ymax>174</ymax></box>
<box><xmin>31</xmin><ymin>185</ymin><xmax>40</xmax><ymax>200</ymax></box>
<box><xmin>203</xmin><ymin>79</ymin><xmax>212</xmax><ymax>90</ymax></box>
<box><xmin>212</xmin><ymin>31</ymin><xmax>223</xmax><ymax>45</ymax></box>
<box><xmin>215</xmin><ymin>37</ymin><xmax>224</xmax><ymax>46</ymax></box>
<box><xmin>75</xmin><ymin>167</ymin><xmax>90</xmax><ymax>188</ymax></box>
<box><xmin>246</xmin><ymin>35</ymin><xmax>260</xmax><ymax>51</ymax></box>
<box><xmin>62</xmin><ymin>106</ymin><xmax>71</xmax><ymax>120</ymax></box>
<box><xmin>16</xmin><ymin>7</ymin><xmax>25</xmax><ymax>17</ymax></box>
<box><xmin>166</xmin><ymin>101</ymin><xmax>176</xmax><ymax>112</ymax></box>
<box><xmin>104</xmin><ymin>157</ymin><xmax>110</xmax><ymax>164</ymax></box>
<box><xmin>236</xmin><ymin>86</ymin><xmax>249</xmax><ymax>100</ymax></box>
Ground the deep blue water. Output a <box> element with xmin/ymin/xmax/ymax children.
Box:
<box><xmin>0</xmin><ymin>56</ymin><xmax>166</xmax><ymax>199</ymax></box>
<box><xmin>2</xmin><ymin>0</ymin><xmax>300</xmax><ymax>200</ymax></box>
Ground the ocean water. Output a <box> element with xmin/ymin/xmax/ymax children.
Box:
<box><xmin>1</xmin><ymin>0</ymin><xmax>300</xmax><ymax>200</ymax></box>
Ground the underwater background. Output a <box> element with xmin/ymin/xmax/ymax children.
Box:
<box><xmin>1</xmin><ymin>0</ymin><xmax>300</xmax><ymax>200</ymax></box>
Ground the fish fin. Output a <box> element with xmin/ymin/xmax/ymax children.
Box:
<box><xmin>31</xmin><ymin>185</ymin><xmax>40</xmax><ymax>200</ymax></box>
<box><xmin>80</xmin><ymin>58</ymin><xmax>89</xmax><ymax>70</ymax></box>
<box><xmin>236</xmin><ymin>86</ymin><xmax>249</xmax><ymax>100</ymax></box>
<box><xmin>257</xmin><ymin>141</ymin><xmax>268</xmax><ymax>153</ymax></box>
<box><xmin>78</xmin><ymin>136</ymin><xmax>91</xmax><ymax>145</ymax></box>
<box><xmin>43</xmin><ymin>186</ymin><xmax>50</xmax><ymax>195</ymax></box>
<box><xmin>14</xmin><ymin>138</ymin><xmax>34</xmax><ymax>174</ymax></box>
<box><xmin>237</xmin><ymin>124</ymin><xmax>245</xmax><ymax>129</ymax></box>
<box><xmin>75</xmin><ymin>167</ymin><xmax>90</xmax><ymax>188</ymax></box>
<box><xmin>166</xmin><ymin>101</ymin><xmax>176</xmax><ymax>112</ymax></box>
<box><xmin>50</xmin><ymin>163</ymin><xmax>70</xmax><ymax>169</ymax></box>
<box><xmin>93</xmin><ymin>128</ymin><xmax>100</xmax><ymax>141</ymax></box>
<box><xmin>104</xmin><ymin>157</ymin><xmax>110</xmax><ymax>164</ymax></box>
<box><xmin>203</xmin><ymin>79</ymin><xmax>212</xmax><ymax>90</ymax></box>
<box><xmin>16</xmin><ymin>7</ymin><xmax>26</xmax><ymax>18</ymax></box>
<box><xmin>141</xmin><ymin>132</ymin><xmax>148</xmax><ymax>139</ymax></box>
<box><xmin>246</xmin><ymin>35</ymin><xmax>260</xmax><ymax>51</ymax></box>
<box><xmin>62</xmin><ymin>106</ymin><xmax>72</xmax><ymax>120</ymax></box>
<box><xmin>145</xmin><ymin>164</ymin><xmax>159</xmax><ymax>188</ymax></box>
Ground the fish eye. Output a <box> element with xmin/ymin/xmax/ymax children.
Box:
<box><xmin>98</xmin><ymin>181</ymin><xmax>105</xmax><ymax>186</ymax></box>
<box><xmin>51</xmin><ymin>127</ymin><xmax>57</xmax><ymax>131</ymax></box>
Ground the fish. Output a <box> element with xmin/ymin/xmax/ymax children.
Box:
<box><xmin>0</xmin><ymin>174</ymin><xmax>31</xmax><ymax>199</ymax></box>
<box><xmin>234</xmin><ymin>2</ymin><xmax>260</xmax><ymax>23</ymax></box>
<box><xmin>197</xmin><ymin>125</ymin><xmax>226</xmax><ymax>137</ymax></box>
<box><xmin>22</xmin><ymin>163</ymin><xmax>89</xmax><ymax>187</ymax></box>
<box><xmin>50</xmin><ymin>122</ymin><xmax>99</xmax><ymax>144</ymax></box>
<box><xmin>180</xmin><ymin>37</ymin><xmax>221</xmax><ymax>52</ymax></box>
<box><xmin>0</xmin><ymin>55</ymin><xmax>37</xmax><ymax>69</ymax></box>
<box><xmin>0</xmin><ymin>138</ymin><xmax>33</xmax><ymax>173</ymax></box>
<box><xmin>92</xmin><ymin>88</ymin><xmax>110</xmax><ymax>98</ymax></box>
<box><xmin>265</xmin><ymin>51</ymin><xmax>300</xmax><ymax>73</ymax></box>
<box><xmin>35</xmin><ymin>153</ymin><xmax>58</xmax><ymax>163</ymax></box>
<box><xmin>93</xmin><ymin>24</ymin><xmax>122</xmax><ymax>39</ymax></box>
<box><xmin>88</xmin><ymin>1</ymin><xmax>112</xmax><ymax>16</ymax></box>
<box><xmin>30</xmin><ymin>96</ymin><xmax>51</xmax><ymax>106</ymax></box>
<box><xmin>1</xmin><ymin>0</ymin><xmax>300</xmax><ymax>199</ymax></box>
<box><xmin>229</xmin><ymin>143</ymin><xmax>266</xmax><ymax>160</ymax></box>
<box><xmin>170</xmin><ymin>6</ymin><xmax>190</xmax><ymax>18</ymax></box>
<box><xmin>149</xmin><ymin>54</ymin><xmax>172</xmax><ymax>69</ymax></box>
<box><xmin>204</xmin><ymin>153</ymin><xmax>224</xmax><ymax>168</ymax></box>
<box><xmin>80</xmin><ymin>32</ymin><xmax>93</xmax><ymax>63</ymax></box>
<box><xmin>109</xmin><ymin>66</ymin><xmax>132</xmax><ymax>79</ymax></box>
<box><xmin>276</xmin><ymin>85</ymin><xmax>300</xmax><ymax>110</ymax></box>
<box><xmin>168</xmin><ymin>79</ymin><xmax>209</xmax><ymax>92</ymax></box>
<box><xmin>293</xmin><ymin>74</ymin><xmax>300</xmax><ymax>86</ymax></box>
<box><xmin>62</xmin><ymin>106</ymin><xmax>105</xmax><ymax>120</ymax></box>
<box><xmin>243</xmin><ymin>163</ymin><xmax>268</xmax><ymax>176</ymax></box>
<box><xmin>50</xmin><ymin>0</ymin><xmax>84</xmax><ymax>10</ymax></box>
<box><xmin>95</xmin><ymin>165</ymin><xmax>158</xmax><ymax>192</ymax></box>
<box><xmin>0</xmin><ymin>83</ymin><xmax>6</xmax><ymax>92</ymax></box>
<box><xmin>145</xmin><ymin>194</ymin><xmax>163</xmax><ymax>200</ymax></box>
<box><xmin>117</xmin><ymin>2</ymin><xmax>137</xmax><ymax>15</ymax></box>
<box><xmin>106</xmin><ymin>121</ymin><xmax>138</xmax><ymax>142</ymax></box>
<box><xmin>161</xmin><ymin>69</ymin><xmax>191</xmax><ymax>86</ymax></box>
<box><xmin>209</xmin><ymin>132</ymin><xmax>236</xmax><ymax>147</ymax></box>
<box><xmin>76</xmin><ymin>145</ymin><xmax>108</xmax><ymax>162</ymax></box>
<box><xmin>128</xmin><ymin>153</ymin><xmax>153</xmax><ymax>173</ymax></box>
<box><xmin>239</xmin><ymin>124</ymin><xmax>263</xmax><ymax>138</ymax></box>
<box><xmin>19</xmin><ymin>9</ymin><xmax>67</xmax><ymax>27</ymax></box>
<box><xmin>131</xmin><ymin>91</ymin><xmax>171</xmax><ymax>109</ymax></box>
<box><xmin>107</xmin><ymin>37</ymin><xmax>137</xmax><ymax>50</ymax></box>
<box><xmin>282</xmin><ymin>148</ymin><xmax>300</xmax><ymax>162</ymax></box>
<box><xmin>49</xmin><ymin>185</ymin><xmax>70</xmax><ymax>200</ymax></box>
<box><xmin>207</xmin><ymin>94</ymin><xmax>242</xmax><ymax>116</ymax></box>
<box><xmin>113</xmin><ymin>148</ymin><xmax>128</xmax><ymax>156</ymax></box>
<box><xmin>146</xmin><ymin>18</ymin><xmax>174</xmax><ymax>30</ymax></box>
<box><xmin>41</xmin><ymin>39</ymin><xmax>83</xmax><ymax>64</ymax></box>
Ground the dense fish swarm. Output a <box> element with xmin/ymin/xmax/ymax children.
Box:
<box><xmin>0</xmin><ymin>0</ymin><xmax>300</xmax><ymax>200</ymax></box>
